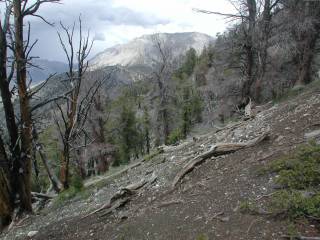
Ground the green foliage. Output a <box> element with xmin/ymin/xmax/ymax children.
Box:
<box><xmin>239</xmin><ymin>200</ymin><xmax>258</xmax><ymax>214</ymax></box>
<box><xmin>196</xmin><ymin>234</ymin><xmax>209</xmax><ymax>240</ymax></box>
<box><xmin>108</xmin><ymin>88</ymin><xmax>150</xmax><ymax>166</ymax></box>
<box><xmin>267</xmin><ymin>142</ymin><xmax>320</xmax><ymax>189</ymax></box>
<box><xmin>71</xmin><ymin>174</ymin><xmax>84</xmax><ymax>191</ymax></box>
<box><xmin>175</xmin><ymin>48</ymin><xmax>198</xmax><ymax>78</ymax></box>
<box><xmin>286</xmin><ymin>222</ymin><xmax>299</xmax><ymax>238</ymax></box>
<box><xmin>271</xmin><ymin>190</ymin><xmax>320</xmax><ymax>220</ymax></box>
<box><xmin>54</xmin><ymin>186</ymin><xmax>89</xmax><ymax>207</ymax></box>
<box><xmin>166</xmin><ymin>128</ymin><xmax>183</xmax><ymax>145</ymax></box>
<box><xmin>143</xmin><ymin>148</ymin><xmax>164</xmax><ymax>162</ymax></box>
<box><xmin>262</xmin><ymin>142</ymin><xmax>320</xmax><ymax>220</ymax></box>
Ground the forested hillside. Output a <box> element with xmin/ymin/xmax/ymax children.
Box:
<box><xmin>0</xmin><ymin>0</ymin><xmax>320</xmax><ymax>239</ymax></box>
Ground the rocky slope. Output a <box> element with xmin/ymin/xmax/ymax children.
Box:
<box><xmin>2</xmin><ymin>83</ymin><xmax>320</xmax><ymax>240</ymax></box>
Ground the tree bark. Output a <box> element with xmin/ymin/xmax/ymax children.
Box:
<box><xmin>295</xmin><ymin>32</ymin><xmax>319</xmax><ymax>86</ymax></box>
<box><xmin>242</xmin><ymin>0</ymin><xmax>257</xmax><ymax>101</ymax></box>
<box><xmin>255</xmin><ymin>0</ymin><xmax>272</xmax><ymax>102</ymax></box>
<box><xmin>13</xmin><ymin>0</ymin><xmax>33</xmax><ymax>213</ymax></box>
<box><xmin>0</xmin><ymin>10</ymin><xmax>21</xmax><ymax>206</ymax></box>
<box><xmin>293</xmin><ymin>1</ymin><xmax>320</xmax><ymax>86</ymax></box>
<box><xmin>60</xmin><ymin>139</ymin><xmax>70</xmax><ymax>189</ymax></box>
<box><xmin>0</xmin><ymin>135</ymin><xmax>13</xmax><ymax>228</ymax></box>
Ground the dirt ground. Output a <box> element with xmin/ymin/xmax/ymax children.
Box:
<box><xmin>2</xmin><ymin>88</ymin><xmax>320</xmax><ymax>240</ymax></box>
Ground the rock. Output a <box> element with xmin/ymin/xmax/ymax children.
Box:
<box><xmin>27</xmin><ymin>231</ymin><xmax>39</xmax><ymax>238</ymax></box>
<box><xmin>305</xmin><ymin>129</ymin><xmax>320</xmax><ymax>140</ymax></box>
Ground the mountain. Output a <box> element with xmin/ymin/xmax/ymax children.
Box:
<box><xmin>90</xmin><ymin>32</ymin><xmax>214</xmax><ymax>70</ymax></box>
<box><xmin>28</xmin><ymin>59</ymin><xmax>68</xmax><ymax>85</ymax></box>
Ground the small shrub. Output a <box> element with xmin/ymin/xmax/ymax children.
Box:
<box><xmin>261</xmin><ymin>142</ymin><xmax>320</xmax><ymax>220</ymax></box>
<box><xmin>196</xmin><ymin>234</ymin><xmax>209</xmax><ymax>240</ymax></box>
<box><xmin>239</xmin><ymin>200</ymin><xmax>258</xmax><ymax>214</ymax></box>
<box><xmin>267</xmin><ymin>143</ymin><xmax>320</xmax><ymax>190</ymax></box>
<box><xmin>271</xmin><ymin>190</ymin><xmax>320</xmax><ymax>220</ymax></box>
<box><xmin>166</xmin><ymin>128</ymin><xmax>183</xmax><ymax>145</ymax></box>
<box><xmin>143</xmin><ymin>148</ymin><xmax>164</xmax><ymax>162</ymax></box>
<box><xmin>71</xmin><ymin>174</ymin><xmax>84</xmax><ymax>191</ymax></box>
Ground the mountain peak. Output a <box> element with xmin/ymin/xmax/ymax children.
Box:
<box><xmin>90</xmin><ymin>32</ymin><xmax>214</xmax><ymax>70</ymax></box>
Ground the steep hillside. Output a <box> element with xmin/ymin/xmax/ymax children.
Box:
<box><xmin>90</xmin><ymin>32</ymin><xmax>213</xmax><ymax>70</ymax></box>
<box><xmin>3</xmin><ymin>83</ymin><xmax>320</xmax><ymax>240</ymax></box>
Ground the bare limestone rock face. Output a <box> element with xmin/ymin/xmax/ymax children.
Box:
<box><xmin>27</xmin><ymin>231</ymin><xmax>38</xmax><ymax>238</ymax></box>
<box><xmin>305</xmin><ymin>129</ymin><xmax>320</xmax><ymax>143</ymax></box>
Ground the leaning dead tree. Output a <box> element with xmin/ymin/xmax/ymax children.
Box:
<box><xmin>0</xmin><ymin>0</ymin><xmax>60</xmax><ymax>225</ymax></box>
<box><xmin>54</xmin><ymin>17</ymin><xmax>105</xmax><ymax>189</ymax></box>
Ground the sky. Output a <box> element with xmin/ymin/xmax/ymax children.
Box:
<box><xmin>2</xmin><ymin>0</ymin><xmax>237</xmax><ymax>62</ymax></box>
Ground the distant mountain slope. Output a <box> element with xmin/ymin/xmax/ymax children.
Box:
<box><xmin>28</xmin><ymin>59</ymin><xmax>68</xmax><ymax>85</ymax></box>
<box><xmin>90</xmin><ymin>32</ymin><xmax>214</xmax><ymax>70</ymax></box>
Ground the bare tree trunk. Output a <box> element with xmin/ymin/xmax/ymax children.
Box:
<box><xmin>255</xmin><ymin>0</ymin><xmax>272</xmax><ymax>102</ymax></box>
<box><xmin>242</xmin><ymin>0</ymin><xmax>257</xmax><ymax>100</ymax></box>
<box><xmin>162</xmin><ymin>107</ymin><xmax>170</xmax><ymax>144</ymax></box>
<box><xmin>60</xmin><ymin>136</ymin><xmax>70</xmax><ymax>189</ymax></box>
<box><xmin>295</xmin><ymin>32</ymin><xmax>319</xmax><ymax>86</ymax></box>
<box><xmin>13</xmin><ymin>0</ymin><xmax>33</xmax><ymax>213</ymax></box>
<box><xmin>292</xmin><ymin>1</ymin><xmax>320</xmax><ymax>86</ymax></box>
<box><xmin>0</xmin><ymin>10</ymin><xmax>22</xmax><ymax>208</ymax></box>
<box><xmin>0</xmin><ymin>135</ymin><xmax>13</xmax><ymax>228</ymax></box>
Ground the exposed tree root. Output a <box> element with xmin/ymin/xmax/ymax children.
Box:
<box><xmin>158</xmin><ymin>199</ymin><xmax>184</xmax><ymax>208</ymax></box>
<box><xmin>31</xmin><ymin>192</ymin><xmax>55</xmax><ymax>200</ymax></box>
<box><xmin>82</xmin><ymin>173</ymin><xmax>157</xmax><ymax>219</ymax></box>
<box><xmin>99</xmin><ymin>198</ymin><xmax>130</xmax><ymax>218</ymax></box>
<box><xmin>282</xmin><ymin>236</ymin><xmax>320</xmax><ymax>240</ymax></box>
<box><xmin>172</xmin><ymin>132</ymin><xmax>270</xmax><ymax>188</ymax></box>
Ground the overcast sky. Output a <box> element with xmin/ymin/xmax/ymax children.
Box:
<box><xmin>3</xmin><ymin>0</ymin><xmax>237</xmax><ymax>62</ymax></box>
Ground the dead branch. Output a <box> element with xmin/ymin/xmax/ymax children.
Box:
<box><xmin>193</xmin><ymin>8</ymin><xmax>247</xmax><ymax>20</ymax></box>
<box><xmin>172</xmin><ymin>132</ymin><xmax>270</xmax><ymax>188</ymax></box>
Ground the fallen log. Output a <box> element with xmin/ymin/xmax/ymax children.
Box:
<box><xmin>172</xmin><ymin>132</ymin><xmax>270</xmax><ymax>188</ymax></box>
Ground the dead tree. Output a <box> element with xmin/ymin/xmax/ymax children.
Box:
<box><xmin>54</xmin><ymin>17</ymin><xmax>104</xmax><ymax>189</ymax></box>
<box><xmin>151</xmin><ymin>34</ymin><xmax>174</xmax><ymax>144</ymax></box>
<box><xmin>0</xmin><ymin>1</ymin><xmax>19</xmax><ymax>218</ymax></box>
<box><xmin>195</xmin><ymin>0</ymin><xmax>281</xmax><ymax>102</ymax></box>
<box><xmin>287</xmin><ymin>0</ymin><xmax>320</xmax><ymax>86</ymax></box>
<box><xmin>0</xmin><ymin>134</ymin><xmax>13</xmax><ymax>228</ymax></box>
<box><xmin>12</xmin><ymin>0</ymin><xmax>60</xmax><ymax>213</ymax></box>
<box><xmin>0</xmin><ymin>0</ymin><xmax>60</xmax><ymax>219</ymax></box>
<box><xmin>255</xmin><ymin>0</ymin><xmax>281</xmax><ymax>101</ymax></box>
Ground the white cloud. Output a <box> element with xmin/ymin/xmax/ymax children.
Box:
<box><xmin>2</xmin><ymin>0</ymin><xmax>237</xmax><ymax>62</ymax></box>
